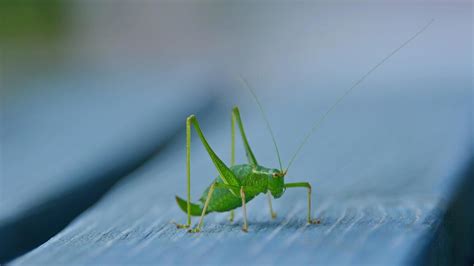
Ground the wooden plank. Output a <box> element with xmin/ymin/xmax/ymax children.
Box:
<box><xmin>419</xmin><ymin>158</ymin><xmax>474</xmax><ymax>265</ymax></box>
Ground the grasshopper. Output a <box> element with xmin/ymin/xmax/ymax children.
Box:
<box><xmin>174</xmin><ymin>20</ymin><xmax>433</xmax><ymax>233</ymax></box>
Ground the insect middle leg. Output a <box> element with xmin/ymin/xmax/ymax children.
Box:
<box><xmin>240</xmin><ymin>186</ymin><xmax>248</xmax><ymax>232</ymax></box>
<box><xmin>284</xmin><ymin>182</ymin><xmax>320</xmax><ymax>224</ymax></box>
<box><xmin>189</xmin><ymin>182</ymin><xmax>245</xmax><ymax>233</ymax></box>
<box><xmin>188</xmin><ymin>182</ymin><xmax>216</xmax><ymax>233</ymax></box>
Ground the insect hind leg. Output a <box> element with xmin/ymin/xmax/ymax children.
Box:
<box><xmin>173</xmin><ymin>116</ymin><xmax>196</xmax><ymax>229</ymax></box>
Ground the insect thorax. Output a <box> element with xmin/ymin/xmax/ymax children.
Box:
<box><xmin>230</xmin><ymin>164</ymin><xmax>285</xmax><ymax>198</ymax></box>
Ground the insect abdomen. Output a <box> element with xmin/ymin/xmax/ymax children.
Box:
<box><xmin>200</xmin><ymin>182</ymin><xmax>243</xmax><ymax>213</ymax></box>
<box><xmin>175</xmin><ymin>196</ymin><xmax>204</xmax><ymax>216</ymax></box>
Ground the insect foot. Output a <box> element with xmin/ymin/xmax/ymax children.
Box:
<box><xmin>241</xmin><ymin>227</ymin><xmax>248</xmax><ymax>233</ymax></box>
<box><xmin>188</xmin><ymin>228</ymin><xmax>201</xmax><ymax>233</ymax></box>
<box><xmin>308</xmin><ymin>219</ymin><xmax>321</xmax><ymax>225</ymax></box>
<box><xmin>171</xmin><ymin>221</ymin><xmax>190</xmax><ymax>229</ymax></box>
<box><xmin>271</xmin><ymin>212</ymin><xmax>277</xmax><ymax>220</ymax></box>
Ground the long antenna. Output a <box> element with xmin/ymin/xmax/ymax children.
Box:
<box><xmin>239</xmin><ymin>76</ymin><xmax>284</xmax><ymax>172</ymax></box>
<box><xmin>285</xmin><ymin>19</ymin><xmax>434</xmax><ymax>172</ymax></box>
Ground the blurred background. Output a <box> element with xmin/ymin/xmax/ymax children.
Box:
<box><xmin>1</xmin><ymin>0</ymin><xmax>472</xmax><ymax>264</ymax></box>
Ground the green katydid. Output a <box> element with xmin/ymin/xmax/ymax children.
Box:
<box><xmin>174</xmin><ymin>20</ymin><xmax>434</xmax><ymax>233</ymax></box>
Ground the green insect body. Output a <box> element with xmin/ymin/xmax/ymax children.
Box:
<box><xmin>173</xmin><ymin>20</ymin><xmax>434</xmax><ymax>233</ymax></box>
<box><xmin>176</xmin><ymin>164</ymin><xmax>284</xmax><ymax>216</ymax></box>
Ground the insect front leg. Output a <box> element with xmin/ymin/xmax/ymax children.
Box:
<box><xmin>267</xmin><ymin>193</ymin><xmax>277</xmax><ymax>219</ymax></box>
<box><xmin>284</xmin><ymin>182</ymin><xmax>320</xmax><ymax>224</ymax></box>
